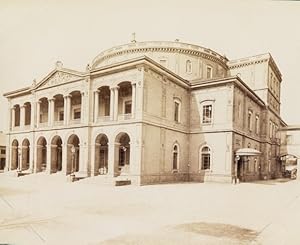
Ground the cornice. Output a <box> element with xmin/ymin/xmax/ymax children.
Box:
<box><xmin>92</xmin><ymin>46</ymin><xmax>228</xmax><ymax>70</ymax></box>
<box><xmin>228</xmin><ymin>58</ymin><xmax>268</xmax><ymax>69</ymax></box>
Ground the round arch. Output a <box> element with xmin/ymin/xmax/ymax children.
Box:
<box><xmin>50</xmin><ymin>135</ymin><xmax>63</xmax><ymax>173</ymax></box>
<box><xmin>36</xmin><ymin>136</ymin><xmax>47</xmax><ymax>172</ymax></box>
<box><xmin>114</xmin><ymin>132</ymin><xmax>130</xmax><ymax>176</ymax></box>
<box><xmin>21</xmin><ymin>138</ymin><xmax>30</xmax><ymax>171</ymax></box>
<box><xmin>66</xmin><ymin>134</ymin><xmax>80</xmax><ymax>175</ymax></box>
<box><xmin>94</xmin><ymin>134</ymin><xmax>109</xmax><ymax>175</ymax></box>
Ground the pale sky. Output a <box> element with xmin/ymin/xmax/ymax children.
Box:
<box><xmin>1</xmin><ymin>0</ymin><xmax>300</xmax><ymax>131</ymax></box>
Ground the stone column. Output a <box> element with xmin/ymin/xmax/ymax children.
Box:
<box><xmin>131</xmin><ymin>83</ymin><xmax>136</xmax><ymax>118</ymax></box>
<box><xmin>20</xmin><ymin>105</ymin><xmax>25</xmax><ymax>128</ymax></box>
<box><xmin>81</xmin><ymin>92</ymin><xmax>85</xmax><ymax>124</ymax></box>
<box><xmin>78</xmin><ymin>143</ymin><xmax>88</xmax><ymax>177</ymax></box>
<box><xmin>107</xmin><ymin>142</ymin><xmax>116</xmax><ymax>177</ymax></box>
<box><xmin>66</xmin><ymin>95</ymin><xmax>71</xmax><ymax>125</ymax></box>
<box><xmin>94</xmin><ymin>90</ymin><xmax>99</xmax><ymax>123</ymax></box>
<box><xmin>11</xmin><ymin>107</ymin><xmax>15</xmax><ymax>129</ymax></box>
<box><xmin>63</xmin><ymin>95</ymin><xmax>68</xmax><ymax>126</ymax></box>
<box><xmin>30</xmin><ymin>102</ymin><xmax>35</xmax><ymax>129</ymax></box>
<box><xmin>51</xmin><ymin>98</ymin><xmax>56</xmax><ymax>125</ymax></box>
<box><xmin>90</xmin><ymin>143</ymin><xmax>96</xmax><ymax>176</ymax></box>
<box><xmin>113</xmin><ymin>86</ymin><xmax>119</xmax><ymax>120</ymax></box>
<box><xmin>46</xmin><ymin>144</ymin><xmax>51</xmax><ymax>174</ymax></box>
<box><xmin>61</xmin><ymin>143</ymin><xmax>67</xmax><ymax>175</ymax></box>
<box><xmin>109</xmin><ymin>87</ymin><xmax>114</xmax><ymax>120</ymax></box>
<box><xmin>36</xmin><ymin>101</ymin><xmax>41</xmax><ymax>128</ymax></box>
<box><xmin>48</xmin><ymin>99</ymin><xmax>52</xmax><ymax>126</ymax></box>
<box><xmin>48</xmin><ymin>98</ymin><xmax>55</xmax><ymax>126</ymax></box>
<box><xmin>18</xmin><ymin>146</ymin><xmax>22</xmax><ymax>172</ymax></box>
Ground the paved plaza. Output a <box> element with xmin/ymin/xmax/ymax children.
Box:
<box><xmin>0</xmin><ymin>174</ymin><xmax>300</xmax><ymax>244</ymax></box>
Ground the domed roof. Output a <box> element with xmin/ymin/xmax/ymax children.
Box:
<box><xmin>91</xmin><ymin>41</ymin><xmax>228</xmax><ymax>69</ymax></box>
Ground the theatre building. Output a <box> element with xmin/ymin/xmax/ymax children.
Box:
<box><xmin>3</xmin><ymin>41</ymin><xmax>285</xmax><ymax>184</ymax></box>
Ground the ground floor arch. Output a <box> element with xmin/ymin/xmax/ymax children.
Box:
<box><xmin>11</xmin><ymin>139</ymin><xmax>19</xmax><ymax>170</ymax></box>
<box><xmin>51</xmin><ymin>136</ymin><xmax>63</xmax><ymax>173</ymax></box>
<box><xmin>36</xmin><ymin>137</ymin><xmax>47</xmax><ymax>172</ymax></box>
<box><xmin>67</xmin><ymin>134</ymin><xmax>80</xmax><ymax>175</ymax></box>
<box><xmin>21</xmin><ymin>139</ymin><xmax>30</xmax><ymax>171</ymax></box>
<box><xmin>95</xmin><ymin>134</ymin><xmax>108</xmax><ymax>175</ymax></box>
<box><xmin>115</xmin><ymin>132</ymin><xmax>130</xmax><ymax>176</ymax></box>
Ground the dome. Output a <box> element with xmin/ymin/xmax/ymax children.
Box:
<box><xmin>91</xmin><ymin>41</ymin><xmax>229</xmax><ymax>81</ymax></box>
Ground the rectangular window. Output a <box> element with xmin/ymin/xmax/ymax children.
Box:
<box><xmin>124</xmin><ymin>101</ymin><xmax>132</xmax><ymax>114</ymax></box>
<box><xmin>59</xmin><ymin>111</ymin><xmax>64</xmax><ymax>121</ymax></box>
<box><xmin>201</xmin><ymin>154</ymin><xmax>210</xmax><ymax>170</ymax></box>
<box><xmin>174</xmin><ymin>101</ymin><xmax>179</xmax><ymax>122</ymax></box>
<box><xmin>207</xmin><ymin>66</ymin><xmax>212</xmax><ymax>79</ymax></box>
<box><xmin>202</xmin><ymin>105</ymin><xmax>212</xmax><ymax>124</ymax></box>
<box><xmin>248</xmin><ymin>110</ymin><xmax>253</xmax><ymax>131</ymax></box>
<box><xmin>74</xmin><ymin>109</ymin><xmax>81</xmax><ymax>119</ymax></box>
<box><xmin>0</xmin><ymin>149</ymin><xmax>5</xmax><ymax>154</ymax></box>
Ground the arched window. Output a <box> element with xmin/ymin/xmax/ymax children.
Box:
<box><xmin>186</xmin><ymin>60</ymin><xmax>192</xmax><ymax>73</ymax></box>
<box><xmin>201</xmin><ymin>146</ymin><xmax>211</xmax><ymax>170</ymax></box>
<box><xmin>172</xmin><ymin>144</ymin><xmax>179</xmax><ymax>170</ymax></box>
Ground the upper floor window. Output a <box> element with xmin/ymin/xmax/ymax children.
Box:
<box><xmin>201</xmin><ymin>146</ymin><xmax>211</xmax><ymax>170</ymax></box>
<box><xmin>172</xmin><ymin>144</ymin><xmax>179</xmax><ymax>170</ymax></box>
<box><xmin>124</xmin><ymin>100</ymin><xmax>132</xmax><ymax>114</ymax></box>
<box><xmin>174</xmin><ymin>99</ymin><xmax>181</xmax><ymax>123</ymax></box>
<box><xmin>202</xmin><ymin>105</ymin><xmax>213</xmax><ymax>124</ymax></box>
<box><xmin>206</xmin><ymin>66</ymin><xmax>213</xmax><ymax>79</ymax></box>
<box><xmin>186</xmin><ymin>60</ymin><xmax>192</xmax><ymax>73</ymax></box>
<box><xmin>73</xmin><ymin>108</ymin><xmax>81</xmax><ymax>119</ymax></box>
<box><xmin>255</xmin><ymin>115</ymin><xmax>259</xmax><ymax>134</ymax></box>
<box><xmin>1</xmin><ymin>149</ymin><xmax>5</xmax><ymax>154</ymax></box>
<box><xmin>248</xmin><ymin>110</ymin><xmax>253</xmax><ymax>131</ymax></box>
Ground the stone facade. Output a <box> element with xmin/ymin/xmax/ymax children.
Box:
<box><xmin>0</xmin><ymin>132</ymin><xmax>6</xmax><ymax>170</ymax></box>
<box><xmin>3</xmin><ymin>41</ymin><xmax>286</xmax><ymax>184</ymax></box>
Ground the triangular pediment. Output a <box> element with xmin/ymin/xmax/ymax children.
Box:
<box><xmin>35</xmin><ymin>69</ymin><xmax>85</xmax><ymax>90</ymax></box>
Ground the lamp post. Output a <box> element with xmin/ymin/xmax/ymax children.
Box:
<box><xmin>70</xmin><ymin>145</ymin><xmax>75</xmax><ymax>181</ymax></box>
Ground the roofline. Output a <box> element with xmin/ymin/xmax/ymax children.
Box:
<box><xmin>90</xmin><ymin>55</ymin><xmax>190</xmax><ymax>88</ymax></box>
<box><xmin>3</xmin><ymin>67</ymin><xmax>86</xmax><ymax>98</ymax></box>
<box><xmin>228</xmin><ymin>52</ymin><xmax>282</xmax><ymax>80</ymax></box>
<box><xmin>191</xmin><ymin>76</ymin><xmax>266</xmax><ymax>107</ymax></box>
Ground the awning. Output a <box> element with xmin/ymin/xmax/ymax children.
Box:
<box><xmin>236</xmin><ymin>148</ymin><xmax>261</xmax><ymax>156</ymax></box>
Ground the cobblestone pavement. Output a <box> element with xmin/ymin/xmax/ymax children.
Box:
<box><xmin>0</xmin><ymin>173</ymin><xmax>299</xmax><ymax>245</ymax></box>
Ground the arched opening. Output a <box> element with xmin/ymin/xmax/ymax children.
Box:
<box><xmin>53</xmin><ymin>94</ymin><xmax>64</xmax><ymax>124</ymax></box>
<box><xmin>67</xmin><ymin>134</ymin><xmax>80</xmax><ymax>175</ymax></box>
<box><xmin>39</xmin><ymin>97</ymin><xmax>49</xmax><ymax>125</ymax></box>
<box><xmin>24</xmin><ymin>102</ymin><xmax>31</xmax><ymax>126</ymax></box>
<box><xmin>51</xmin><ymin>136</ymin><xmax>63</xmax><ymax>173</ymax></box>
<box><xmin>14</xmin><ymin>105</ymin><xmax>20</xmax><ymax>127</ymax></box>
<box><xmin>172</xmin><ymin>144</ymin><xmax>179</xmax><ymax>170</ymax></box>
<box><xmin>95</xmin><ymin>134</ymin><xmax>109</xmax><ymax>175</ymax></box>
<box><xmin>36</xmin><ymin>137</ymin><xmax>47</xmax><ymax>172</ymax></box>
<box><xmin>118</xmin><ymin>82</ymin><xmax>132</xmax><ymax>118</ymax></box>
<box><xmin>98</xmin><ymin>86</ymin><xmax>110</xmax><ymax>117</ymax></box>
<box><xmin>21</xmin><ymin>139</ymin><xmax>30</xmax><ymax>171</ymax></box>
<box><xmin>200</xmin><ymin>146</ymin><xmax>211</xmax><ymax>170</ymax></box>
<box><xmin>70</xmin><ymin>91</ymin><xmax>82</xmax><ymax>123</ymax></box>
<box><xmin>11</xmin><ymin>140</ymin><xmax>19</xmax><ymax>170</ymax></box>
<box><xmin>115</xmin><ymin>133</ymin><xmax>130</xmax><ymax>175</ymax></box>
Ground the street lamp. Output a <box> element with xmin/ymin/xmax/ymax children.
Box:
<box><xmin>70</xmin><ymin>145</ymin><xmax>76</xmax><ymax>181</ymax></box>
